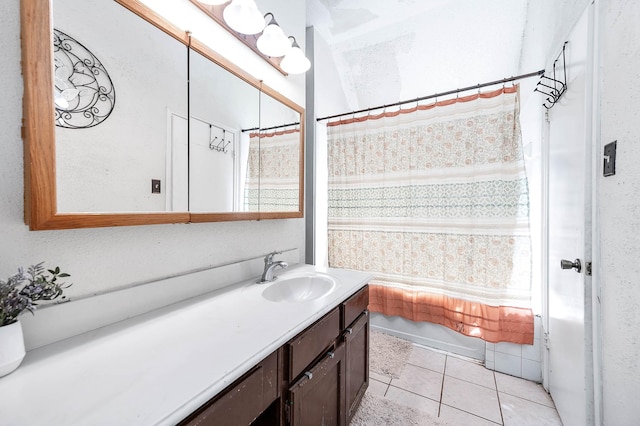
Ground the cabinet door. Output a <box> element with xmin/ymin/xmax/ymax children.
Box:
<box><xmin>344</xmin><ymin>311</ymin><xmax>369</xmax><ymax>422</ymax></box>
<box><xmin>288</xmin><ymin>344</ymin><xmax>346</xmax><ymax>426</ymax></box>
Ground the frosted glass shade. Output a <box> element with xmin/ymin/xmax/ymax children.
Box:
<box><xmin>280</xmin><ymin>40</ymin><xmax>310</xmax><ymax>74</ymax></box>
<box><xmin>223</xmin><ymin>0</ymin><xmax>265</xmax><ymax>35</ymax></box>
<box><xmin>256</xmin><ymin>18</ymin><xmax>291</xmax><ymax>57</ymax></box>
<box><xmin>198</xmin><ymin>0</ymin><xmax>228</xmax><ymax>5</ymax></box>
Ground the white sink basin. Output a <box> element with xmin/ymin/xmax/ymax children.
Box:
<box><xmin>262</xmin><ymin>273</ymin><xmax>338</xmax><ymax>303</ymax></box>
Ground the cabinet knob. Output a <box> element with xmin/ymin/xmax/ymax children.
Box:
<box><xmin>326</xmin><ymin>351</ymin><xmax>335</xmax><ymax>359</ymax></box>
<box><xmin>304</xmin><ymin>371</ymin><xmax>313</xmax><ymax>380</ymax></box>
<box><xmin>345</xmin><ymin>327</ymin><xmax>353</xmax><ymax>334</ymax></box>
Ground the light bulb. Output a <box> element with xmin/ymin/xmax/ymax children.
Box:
<box><xmin>223</xmin><ymin>0</ymin><xmax>265</xmax><ymax>35</ymax></box>
<box><xmin>280</xmin><ymin>38</ymin><xmax>310</xmax><ymax>74</ymax></box>
<box><xmin>256</xmin><ymin>14</ymin><xmax>291</xmax><ymax>57</ymax></box>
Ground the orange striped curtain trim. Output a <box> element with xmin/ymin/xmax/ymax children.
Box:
<box><xmin>249</xmin><ymin>128</ymin><xmax>300</xmax><ymax>138</ymax></box>
<box><xmin>327</xmin><ymin>86</ymin><xmax>518</xmax><ymax>127</ymax></box>
<box><xmin>368</xmin><ymin>284</ymin><xmax>534</xmax><ymax>344</ymax></box>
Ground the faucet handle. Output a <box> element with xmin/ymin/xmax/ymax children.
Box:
<box><xmin>264</xmin><ymin>251</ymin><xmax>282</xmax><ymax>263</ymax></box>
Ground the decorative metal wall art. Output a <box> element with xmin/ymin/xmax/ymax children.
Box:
<box><xmin>53</xmin><ymin>29</ymin><xmax>116</xmax><ymax>128</ymax></box>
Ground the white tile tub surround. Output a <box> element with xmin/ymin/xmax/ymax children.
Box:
<box><xmin>19</xmin><ymin>249</ymin><xmax>300</xmax><ymax>351</ymax></box>
<box><xmin>485</xmin><ymin>315</ymin><xmax>542</xmax><ymax>382</ymax></box>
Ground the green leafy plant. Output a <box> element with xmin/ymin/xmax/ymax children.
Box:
<box><xmin>0</xmin><ymin>262</ymin><xmax>71</xmax><ymax>326</ymax></box>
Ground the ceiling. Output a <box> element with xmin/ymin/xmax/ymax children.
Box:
<box><xmin>306</xmin><ymin>0</ymin><xmax>529</xmax><ymax>115</ymax></box>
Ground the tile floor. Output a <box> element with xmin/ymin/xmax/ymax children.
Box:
<box><xmin>368</xmin><ymin>343</ymin><xmax>563</xmax><ymax>425</ymax></box>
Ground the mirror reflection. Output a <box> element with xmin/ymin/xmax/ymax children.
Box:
<box><xmin>49</xmin><ymin>0</ymin><xmax>303</xmax><ymax>219</ymax></box>
<box><xmin>247</xmin><ymin>93</ymin><xmax>302</xmax><ymax>213</ymax></box>
<box><xmin>188</xmin><ymin>49</ymin><xmax>259</xmax><ymax>213</ymax></box>
<box><xmin>54</xmin><ymin>0</ymin><xmax>188</xmax><ymax>213</ymax></box>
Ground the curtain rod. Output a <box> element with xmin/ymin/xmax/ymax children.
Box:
<box><xmin>316</xmin><ymin>69</ymin><xmax>545</xmax><ymax>122</ymax></box>
<box><xmin>242</xmin><ymin>121</ymin><xmax>301</xmax><ymax>133</ymax></box>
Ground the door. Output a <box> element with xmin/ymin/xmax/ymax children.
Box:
<box><xmin>546</xmin><ymin>4</ymin><xmax>594</xmax><ymax>426</ymax></box>
<box><xmin>168</xmin><ymin>112</ymin><xmax>188</xmax><ymax>211</ymax></box>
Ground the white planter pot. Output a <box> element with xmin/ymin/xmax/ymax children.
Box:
<box><xmin>0</xmin><ymin>320</ymin><xmax>26</xmax><ymax>377</ymax></box>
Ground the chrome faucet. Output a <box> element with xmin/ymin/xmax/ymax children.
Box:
<box><xmin>259</xmin><ymin>251</ymin><xmax>288</xmax><ymax>283</ymax></box>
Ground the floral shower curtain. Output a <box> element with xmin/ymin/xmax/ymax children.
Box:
<box><xmin>327</xmin><ymin>87</ymin><xmax>533</xmax><ymax>344</ymax></box>
<box><xmin>245</xmin><ymin>128</ymin><xmax>301</xmax><ymax>212</ymax></box>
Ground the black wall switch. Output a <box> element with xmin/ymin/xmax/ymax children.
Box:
<box><xmin>604</xmin><ymin>141</ymin><xmax>616</xmax><ymax>177</ymax></box>
<box><xmin>151</xmin><ymin>179</ymin><xmax>161</xmax><ymax>193</ymax></box>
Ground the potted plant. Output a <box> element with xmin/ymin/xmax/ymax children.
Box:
<box><xmin>0</xmin><ymin>262</ymin><xmax>70</xmax><ymax>377</ymax></box>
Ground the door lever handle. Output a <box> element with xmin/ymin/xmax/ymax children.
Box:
<box><xmin>560</xmin><ymin>258</ymin><xmax>581</xmax><ymax>273</ymax></box>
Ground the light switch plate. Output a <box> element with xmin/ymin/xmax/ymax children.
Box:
<box><xmin>151</xmin><ymin>179</ymin><xmax>161</xmax><ymax>194</ymax></box>
<box><xmin>604</xmin><ymin>141</ymin><xmax>616</xmax><ymax>177</ymax></box>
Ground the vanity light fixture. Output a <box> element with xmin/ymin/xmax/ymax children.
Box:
<box><xmin>256</xmin><ymin>13</ymin><xmax>291</xmax><ymax>57</ymax></box>
<box><xmin>223</xmin><ymin>0</ymin><xmax>265</xmax><ymax>35</ymax></box>
<box><xmin>280</xmin><ymin>36</ymin><xmax>311</xmax><ymax>74</ymax></box>
<box><xmin>194</xmin><ymin>0</ymin><xmax>311</xmax><ymax>74</ymax></box>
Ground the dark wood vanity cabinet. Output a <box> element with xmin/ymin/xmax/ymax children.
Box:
<box><xmin>180</xmin><ymin>284</ymin><xmax>369</xmax><ymax>426</ymax></box>
<box><xmin>285</xmin><ymin>285</ymin><xmax>370</xmax><ymax>426</ymax></box>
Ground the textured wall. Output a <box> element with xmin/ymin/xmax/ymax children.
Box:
<box><xmin>599</xmin><ymin>0</ymin><xmax>640</xmax><ymax>422</ymax></box>
<box><xmin>309</xmin><ymin>0</ymin><xmax>527</xmax><ymax>115</ymax></box>
<box><xmin>0</xmin><ymin>0</ymin><xmax>305</xmax><ymax>308</ymax></box>
<box><xmin>518</xmin><ymin>0</ymin><xmax>591</xmax><ymax>73</ymax></box>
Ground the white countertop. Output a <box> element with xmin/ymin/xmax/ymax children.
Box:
<box><xmin>0</xmin><ymin>265</ymin><xmax>371</xmax><ymax>426</ymax></box>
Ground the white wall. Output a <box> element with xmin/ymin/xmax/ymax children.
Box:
<box><xmin>309</xmin><ymin>0</ymin><xmax>527</xmax><ymax>115</ymax></box>
<box><xmin>0</xmin><ymin>0</ymin><xmax>305</xmax><ymax>339</ymax></box>
<box><xmin>598</xmin><ymin>0</ymin><xmax>640</xmax><ymax>423</ymax></box>
<box><xmin>518</xmin><ymin>0</ymin><xmax>592</xmax><ymax>74</ymax></box>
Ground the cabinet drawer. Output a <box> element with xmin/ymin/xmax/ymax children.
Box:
<box><xmin>179</xmin><ymin>350</ymin><xmax>279</xmax><ymax>426</ymax></box>
<box><xmin>287</xmin><ymin>307</ymin><xmax>340</xmax><ymax>381</ymax></box>
<box><xmin>341</xmin><ymin>285</ymin><xmax>369</xmax><ymax>329</ymax></box>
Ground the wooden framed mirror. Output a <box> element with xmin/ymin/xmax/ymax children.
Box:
<box><xmin>21</xmin><ymin>0</ymin><xmax>304</xmax><ymax>230</ymax></box>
